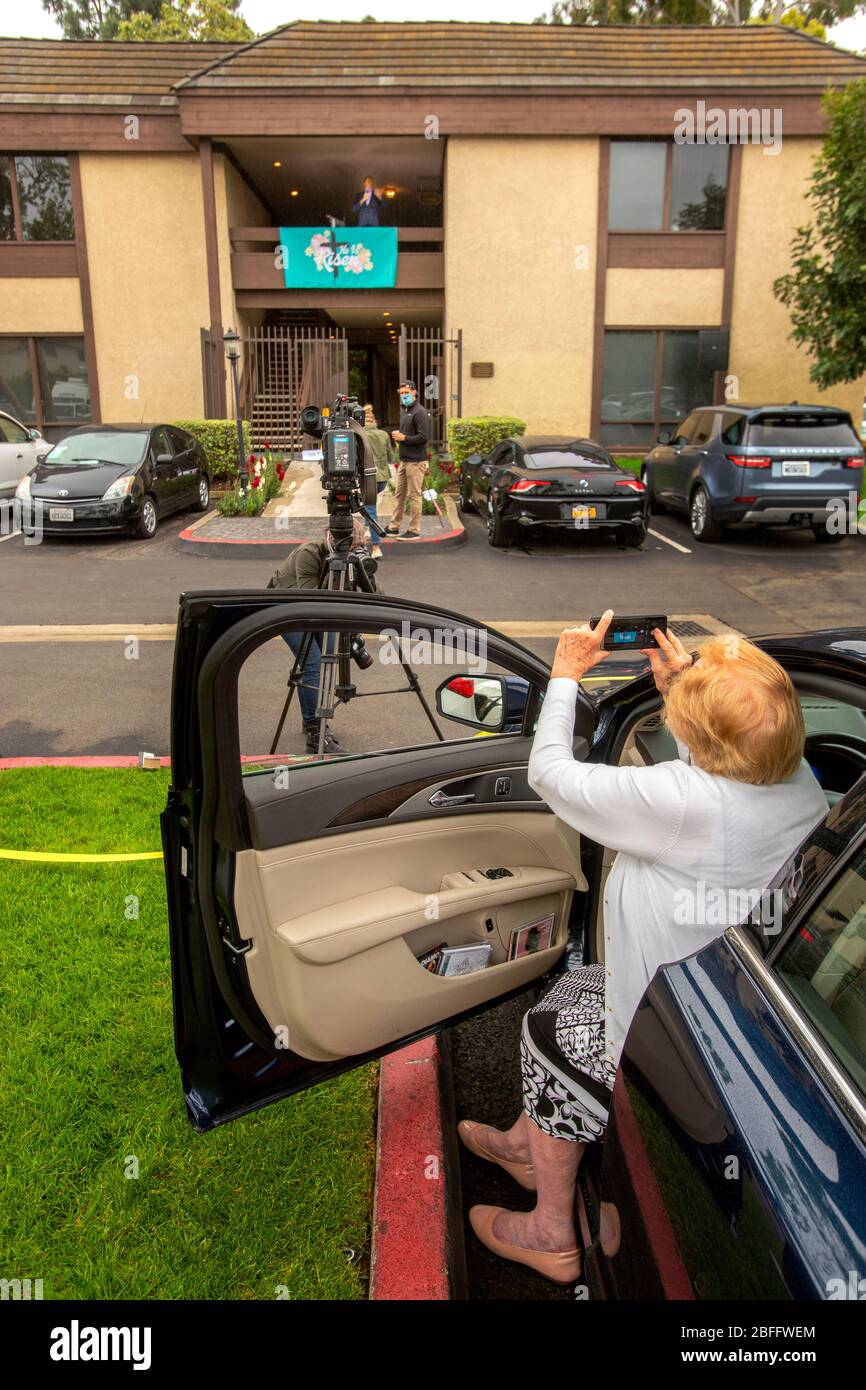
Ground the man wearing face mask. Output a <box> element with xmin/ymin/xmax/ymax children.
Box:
<box><xmin>386</xmin><ymin>379</ymin><xmax>430</xmax><ymax>540</ymax></box>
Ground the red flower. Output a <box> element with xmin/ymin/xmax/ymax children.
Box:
<box><xmin>247</xmin><ymin>453</ymin><xmax>256</xmax><ymax>464</ymax></box>
<box><xmin>263</xmin><ymin>441</ymin><xmax>271</xmax><ymax>449</ymax></box>
<box><xmin>251</xmin><ymin>476</ymin><xmax>260</xmax><ymax>489</ymax></box>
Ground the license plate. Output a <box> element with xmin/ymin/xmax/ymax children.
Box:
<box><xmin>572</xmin><ymin>505</ymin><xmax>598</xmax><ymax>520</ymax></box>
<box><xmin>49</xmin><ymin>507</ymin><xmax>74</xmax><ymax>522</ymax></box>
<box><xmin>782</xmin><ymin>461</ymin><xmax>810</xmax><ymax>477</ymax></box>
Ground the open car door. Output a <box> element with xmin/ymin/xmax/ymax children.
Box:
<box><xmin>162</xmin><ymin>591</ymin><xmax>611</xmax><ymax>1131</ymax></box>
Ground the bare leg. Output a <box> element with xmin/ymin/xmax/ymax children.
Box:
<box><xmin>491</xmin><ymin>1116</ymin><xmax>583</xmax><ymax>1253</ymax></box>
<box><xmin>467</xmin><ymin>1110</ymin><xmax>532</xmax><ymax>1164</ymax></box>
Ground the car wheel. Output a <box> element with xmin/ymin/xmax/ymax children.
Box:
<box><xmin>644</xmin><ymin>466</ymin><xmax>666</xmax><ymax>515</ymax></box>
<box><xmin>193</xmin><ymin>473</ymin><xmax>210</xmax><ymax>512</ymax></box>
<box><xmin>136</xmin><ymin>494</ymin><xmax>158</xmax><ymax>540</ymax></box>
<box><xmin>690</xmin><ymin>485</ymin><xmax>723</xmax><ymax>543</ymax></box>
<box><xmin>486</xmin><ymin>496</ymin><xmax>511</xmax><ymax>548</ymax></box>
<box><xmin>457</xmin><ymin>484</ymin><xmax>476</xmax><ymax>515</ymax></box>
<box><xmin>625</xmin><ymin>523</ymin><xmax>648</xmax><ymax>549</ymax></box>
<box><xmin>812</xmin><ymin>524</ymin><xmax>845</xmax><ymax>544</ymax></box>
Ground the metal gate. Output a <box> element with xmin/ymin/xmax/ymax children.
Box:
<box><xmin>398</xmin><ymin>325</ymin><xmax>463</xmax><ymax>453</ymax></box>
<box><xmin>241</xmin><ymin>325</ymin><xmax>348</xmax><ymax>452</ymax></box>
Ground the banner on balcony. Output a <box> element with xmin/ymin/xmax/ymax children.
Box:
<box><xmin>278</xmin><ymin>226</ymin><xmax>398</xmax><ymax>289</ymax></box>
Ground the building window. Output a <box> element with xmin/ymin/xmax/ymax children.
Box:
<box><xmin>599</xmin><ymin>329</ymin><xmax>715</xmax><ymax>448</ymax></box>
<box><xmin>0</xmin><ymin>155</ymin><xmax>74</xmax><ymax>242</ymax></box>
<box><xmin>0</xmin><ymin>336</ymin><xmax>90</xmax><ymax>428</ymax></box>
<box><xmin>609</xmin><ymin>142</ymin><xmax>729</xmax><ymax>233</ymax></box>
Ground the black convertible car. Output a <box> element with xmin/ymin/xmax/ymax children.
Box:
<box><xmin>458</xmin><ymin>435</ymin><xmax>648</xmax><ymax>548</ymax></box>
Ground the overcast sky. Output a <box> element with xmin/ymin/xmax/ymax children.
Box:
<box><xmin>8</xmin><ymin>0</ymin><xmax>866</xmax><ymax>53</ymax></box>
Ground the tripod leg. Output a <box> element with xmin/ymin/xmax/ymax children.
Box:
<box><xmin>269</xmin><ymin>627</ymin><xmax>316</xmax><ymax>756</ymax></box>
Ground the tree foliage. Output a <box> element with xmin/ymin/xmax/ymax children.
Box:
<box><xmin>116</xmin><ymin>0</ymin><xmax>253</xmax><ymax>41</ymax></box>
<box><xmin>536</xmin><ymin>1</ymin><xmax>859</xmax><ymax>27</ymax></box>
<box><xmin>41</xmin><ymin>0</ymin><xmax>161</xmax><ymax>39</ymax></box>
<box><xmin>773</xmin><ymin>79</ymin><xmax>866</xmax><ymax>388</ymax></box>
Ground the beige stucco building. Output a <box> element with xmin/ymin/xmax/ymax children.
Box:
<box><xmin>1</xmin><ymin>21</ymin><xmax>864</xmax><ymax>449</ymax></box>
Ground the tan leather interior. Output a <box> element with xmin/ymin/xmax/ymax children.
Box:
<box><xmin>234</xmin><ymin>811</ymin><xmax>586</xmax><ymax>1061</ymax></box>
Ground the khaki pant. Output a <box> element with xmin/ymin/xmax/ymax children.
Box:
<box><xmin>391</xmin><ymin>459</ymin><xmax>428</xmax><ymax>533</ymax></box>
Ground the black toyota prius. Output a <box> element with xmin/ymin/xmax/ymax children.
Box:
<box><xmin>458</xmin><ymin>435</ymin><xmax>649</xmax><ymax>549</ymax></box>
<box><xmin>16</xmin><ymin>423</ymin><xmax>210</xmax><ymax>539</ymax></box>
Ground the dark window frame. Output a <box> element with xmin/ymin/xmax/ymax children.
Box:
<box><xmin>0</xmin><ymin>332</ymin><xmax>91</xmax><ymax>432</ymax></box>
<box><xmin>0</xmin><ymin>153</ymin><xmax>75</xmax><ymax>244</ymax></box>
<box><xmin>608</xmin><ymin>139</ymin><xmax>730</xmax><ymax>235</ymax></box>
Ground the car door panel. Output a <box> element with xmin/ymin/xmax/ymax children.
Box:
<box><xmin>236</xmin><ymin>810</ymin><xmax>584</xmax><ymax>1061</ymax></box>
<box><xmin>165</xmin><ymin>591</ymin><xmax>598</xmax><ymax>1127</ymax></box>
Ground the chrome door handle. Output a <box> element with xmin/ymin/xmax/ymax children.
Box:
<box><xmin>429</xmin><ymin>789</ymin><xmax>476</xmax><ymax>808</ymax></box>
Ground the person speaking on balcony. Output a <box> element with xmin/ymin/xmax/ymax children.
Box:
<box><xmin>352</xmin><ymin>176</ymin><xmax>384</xmax><ymax>227</ymax></box>
<box><xmin>386</xmin><ymin>380</ymin><xmax>429</xmax><ymax>541</ymax></box>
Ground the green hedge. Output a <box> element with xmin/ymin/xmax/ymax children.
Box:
<box><xmin>446</xmin><ymin>415</ymin><xmax>526</xmax><ymax>470</ymax></box>
<box><xmin>172</xmin><ymin>419</ymin><xmax>251</xmax><ymax>483</ymax></box>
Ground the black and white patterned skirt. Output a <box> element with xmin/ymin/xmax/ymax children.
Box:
<box><xmin>520</xmin><ymin>964</ymin><xmax>616</xmax><ymax>1144</ymax></box>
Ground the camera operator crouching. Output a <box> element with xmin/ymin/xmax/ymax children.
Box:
<box><xmin>267</xmin><ymin>517</ymin><xmax>383</xmax><ymax>754</ymax></box>
<box><xmin>385</xmin><ymin>379</ymin><xmax>429</xmax><ymax>540</ymax></box>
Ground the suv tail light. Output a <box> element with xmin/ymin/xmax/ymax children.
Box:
<box><xmin>727</xmin><ymin>455</ymin><xmax>772</xmax><ymax>468</ymax></box>
<box><xmin>616</xmin><ymin>478</ymin><xmax>645</xmax><ymax>492</ymax></box>
<box><xmin>844</xmin><ymin>455</ymin><xmax>865</xmax><ymax>467</ymax></box>
<box><xmin>509</xmin><ymin>479</ymin><xmax>551</xmax><ymax>493</ymax></box>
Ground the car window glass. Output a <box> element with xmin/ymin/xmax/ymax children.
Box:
<box><xmin>237</xmin><ymin>611</ymin><xmax>536</xmax><ymax>776</ymax></box>
<box><xmin>152</xmin><ymin>428</ymin><xmax>173</xmax><ymax>458</ymax></box>
<box><xmin>1</xmin><ymin>416</ymin><xmax>27</xmax><ymax>444</ymax></box>
<box><xmin>747</xmin><ymin>415</ymin><xmax>860</xmax><ymax>448</ymax></box>
<box><xmin>0</xmin><ymin>421</ymin><xmax>8</xmax><ymax>443</ymax></box>
<box><xmin>168</xmin><ymin>428</ymin><xmax>190</xmax><ymax>454</ymax></box>
<box><xmin>673</xmin><ymin>415</ymin><xmax>696</xmax><ymax>446</ymax></box>
<box><xmin>720</xmin><ymin>413</ymin><xmax>745</xmax><ymax>446</ymax></box>
<box><xmin>801</xmin><ymin>694</ymin><xmax>866</xmax><ymax>802</ymax></box>
<box><xmin>775</xmin><ymin>840</ymin><xmax>866</xmax><ymax>1094</ymax></box>
<box><xmin>524</xmin><ymin>451</ymin><xmax>613</xmax><ymax>470</ymax></box>
<box><xmin>692</xmin><ymin>412</ymin><xmax>714</xmax><ymax>446</ymax></box>
<box><xmin>45</xmin><ymin>431</ymin><xmax>147</xmax><ymax>467</ymax></box>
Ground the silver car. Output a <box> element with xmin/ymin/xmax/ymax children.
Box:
<box><xmin>0</xmin><ymin>410</ymin><xmax>51</xmax><ymax>499</ymax></box>
<box><xmin>642</xmin><ymin>404</ymin><xmax>865</xmax><ymax>543</ymax></box>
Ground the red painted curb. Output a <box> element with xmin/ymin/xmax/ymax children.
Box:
<box><xmin>369</xmin><ymin>1035</ymin><xmax>450</xmax><ymax>1301</ymax></box>
<box><xmin>178</xmin><ymin>524</ymin><xmax>465</xmax><ymax>546</ymax></box>
<box><xmin>0</xmin><ymin>755</ymin><xmax>168</xmax><ymax>768</ymax></box>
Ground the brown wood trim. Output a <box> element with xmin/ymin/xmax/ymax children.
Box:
<box><xmin>607</xmin><ymin>231</ymin><xmax>726</xmax><ymax>269</ymax></box>
<box><xmin>662</xmin><ymin>141</ymin><xmax>672</xmax><ymax>230</ymax></box>
<box><xmin>0</xmin><ymin>111</ymin><xmax>191</xmax><ymax>152</ymax></box>
<box><xmin>328</xmin><ymin>766</ymin><xmax>504</xmax><ymax>827</ymax></box>
<box><xmin>68</xmin><ymin>152</ymin><xmax>100</xmax><ymax>424</ymax></box>
<box><xmin>721</xmin><ymin>142</ymin><xmax>742</xmax><ymax>329</ymax></box>
<box><xmin>198</xmin><ymin>137</ymin><xmax>226</xmax><ymax>416</ymax></box>
<box><xmin>236</xmin><ymin>289</ymin><xmax>443</xmax><ymax>311</ymax></box>
<box><xmin>7</xmin><ymin>154</ymin><xmax>23</xmax><ymax>238</ymax></box>
<box><xmin>178</xmin><ymin>90</ymin><xmax>832</xmax><ymax>138</ymax></box>
<box><xmin>0</xmin><ymin>243</ymin><xmax>78</xmax><ymax>275</ymax></box>
<box><xmin>26</xmin><ymin>336</ymin><xmax>44</xmax><ymax>434</ymax></box>
<box><xmin>231</xmin><ymin>249</ymin><xmax>443</xmax><ymax>291</ymax></box>
<box><xmin>589</xmin><ymin>138</ymin><xmax>610</xmax><ymax>441</ymax></box>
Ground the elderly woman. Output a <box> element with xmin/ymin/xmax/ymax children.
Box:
<box><xmin>460</xmin><ymin>611</ymin><xmax>827</xmax><ymax>1284</ymax></box>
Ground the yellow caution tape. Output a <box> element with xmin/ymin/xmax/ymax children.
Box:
<box><xmin>0</xmin><ymin>849</ymin><xmax>163</xmax><ymax>863</ymax></box>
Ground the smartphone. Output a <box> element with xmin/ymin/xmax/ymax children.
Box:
<box><xmin>589</xmin><ymin>614</ymin><xmax>667</xmax><ymax>650</ymax></box>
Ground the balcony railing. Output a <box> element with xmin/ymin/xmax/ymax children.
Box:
<box><xmin>229</xmin><ymin>226</ymin><xmax>444</xmax><ymax>292</ymax></box>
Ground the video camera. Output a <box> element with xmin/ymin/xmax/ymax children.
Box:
<box><xmin>300</xmin><ymin>395</ymin><xmax>378</xmax><ymax>509</ymax></box>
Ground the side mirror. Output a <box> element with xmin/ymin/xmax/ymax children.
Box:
<box><xmin>656</xmin><ymin>429</ymin><xmax>673</xmax><ymax>446</ymax></box>
<box><xmin>36</xmin><ymin>453</ymin><xmax>49</xmax><ymax>464</ymax></box>
<box><xmin>155</xmin><ymin>452</ymin><xmax>173</xmax><ymax>465</ymax></box>
<box><xmin>436</xmin><ymin>674</ymin><xmax>507</xmax><ymax>732</ymax></box>
<box><xmin>27</xmin><ymin>428</ymin><xmax>41</xmax><ymax>442</ymax></box>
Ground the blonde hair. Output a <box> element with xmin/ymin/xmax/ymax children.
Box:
<box><xmin>364</xmin><ymin>403</ymin><xmax>376</xmax><ymax>426</ymax></box>
<box><xmin>664</xmin><ymin>637</ymin><xmax>804</xmax><ymax>785</ymax></box>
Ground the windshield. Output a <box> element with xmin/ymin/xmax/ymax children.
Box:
<box><xmin>524</xmin><ymin>451</ymin><xmax>613</xmax><ymax>470</ymax></box>
<box><xmin>44</xmin><ymin>432</ymin><xmax>148</xmax><ymax>468</ymax></box>
<box><xmin>747</xmin><ymin>416</ymin><xmax>859</xmax><ymax>448</ymax></box>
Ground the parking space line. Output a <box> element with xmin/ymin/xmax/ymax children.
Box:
<box><xmin>648</xmin><ymin>527</ymin><xmax>692</xmax><ymax>555</ymax></box>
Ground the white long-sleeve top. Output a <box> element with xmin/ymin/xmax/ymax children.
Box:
<box><xmin>528</xmin><ymin>677</ymin><xmax>827</xmax><ymax>1068</ymax></box>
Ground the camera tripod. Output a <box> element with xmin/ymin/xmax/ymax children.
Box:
<box><xmin>269</xmin><ymin>502</ymin><xmax>443</xmax><ymax>759</ymax></box>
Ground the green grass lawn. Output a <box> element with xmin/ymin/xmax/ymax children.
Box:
<box><xmin>0</xmin><ymin>769</ymin><xmax>376</xmax><ymax>1300</ymax></box>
